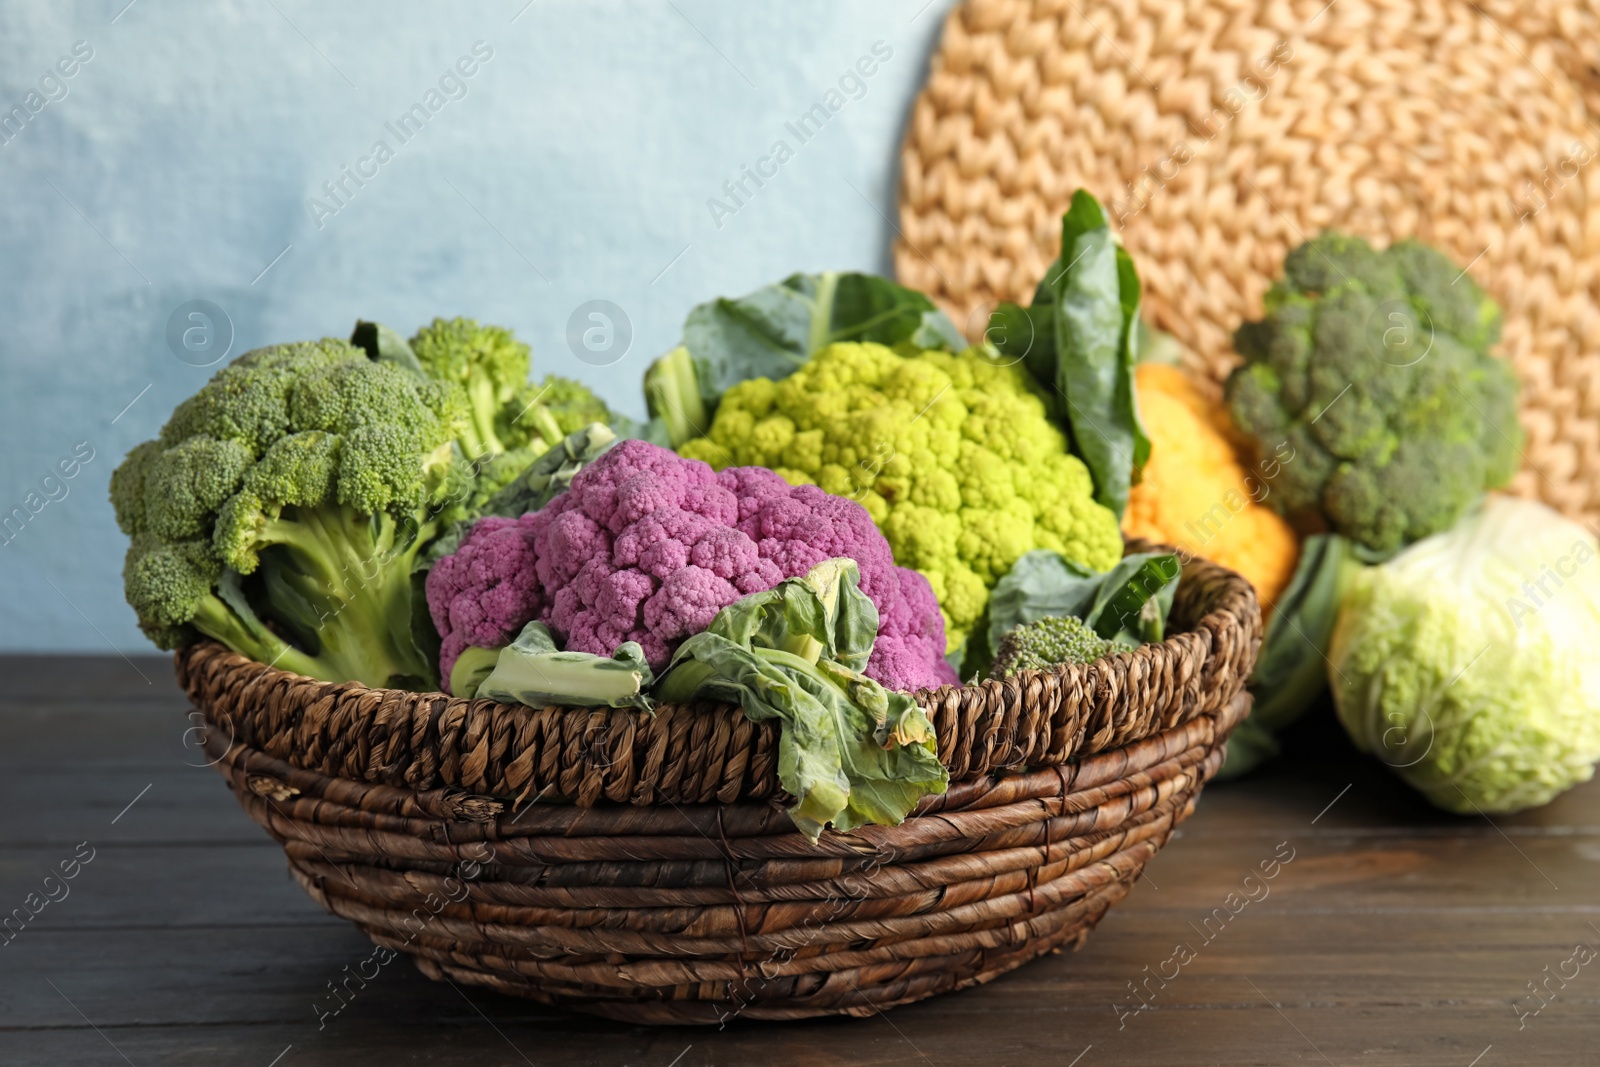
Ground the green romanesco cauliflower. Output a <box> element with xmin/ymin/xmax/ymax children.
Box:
<box><xmin>1226</xmin><ymin>234</ymin><xmax>1522</xmax><ymax>556</ymax></box>
<box><xmin>990</xmin><ymin>615</ymin><xmax>1111</xmax><ymax>678</ymax></box>
<box><xmin>677</xmin><ymin>341</ymin><xmax>1123</xmax><ymax>650</ymax></box>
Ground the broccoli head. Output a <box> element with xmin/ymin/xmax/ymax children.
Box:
<box><xmin>409</xmin><ymin>317</ymin><xmax>531</xmax><ymax>459</ymax></box>
<box><xmin>501</xmin><ymin>373</ymin><xmax>619</xmax><ymax>448</ymax></box>
<box><xmin>485</xmin><ymin>372</ymin><xmax>629</xmax><ymax>491</ymax></box>
<box><xmin>990</xmin><ymin>615</ymin><xmax>1111</xmax><ymax>678</ymax></box>
<box><xmin>408</xmin><ymin>316</ymin><xmax>628</xmax><ymax>488</ymax></box>
<box><xmin>111</xmin><ymin>338</ymin><xmax>481</xmax><ymax>689</ymax></box>
<box><xmin>1225</xmin><ymin>234</ymin><xmax>1522</xmax><ymax>555</ymax></box>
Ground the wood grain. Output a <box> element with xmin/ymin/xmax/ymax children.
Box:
<box><xmin>1</xmin><ymin>656</ymin><xmax>1595</xmax><ymax>1064</ymax></box>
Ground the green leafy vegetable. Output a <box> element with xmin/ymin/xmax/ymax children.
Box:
<box><xmin>1330</xmin><ymin>496</ymin><xmax>1600</xmax><ymax>813</ymax></box>
<box><xmin>1219</xmin><ymin>534</ymin><xmax>1355</xmax><ymax>778</ymax></box>
<box><xmin>989</xmin><ymin>189</ymin><xmax>1150</xmax><ymax>518</ymax></box>
<box><xmin>961</xmin><ymin>548</ymin><xmax>1181</xmax><ymax>679</ymax></box>
<box><xmin>644</xmin><ymin>271</ymin><xmax>963</xmax><ymax>446</ymax></box>
<box><xmin>476</xmin><ymin>621</ymin><xmax>654</xmax><ymax>711</ymax></box>
<box><xmin>655</xmin><ymin>558</ymin><xmax>948</xmax><ymax>840</ymax></box>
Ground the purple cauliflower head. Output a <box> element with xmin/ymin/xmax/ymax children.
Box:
<box><xmin>426</xmin><ymin>439</ymin><xmax>954</xmax><ymax>693</ymax></box>
<box><xmin>425</xmin><ymin>515</ymin><xmax>546</xmax><ymax>686</ymax></box>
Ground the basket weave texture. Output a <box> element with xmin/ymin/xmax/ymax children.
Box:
<box><xmin>183</xmin><ymin>548</ymin><xmax>1260</xmax><ymax>1023</ymax></box>
<box><xmin>896</xmin><ymin>0</ymin><xmax>1600</xmax><ymax>523</ymax></box>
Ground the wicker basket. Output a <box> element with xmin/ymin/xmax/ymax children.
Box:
<box><xmin>180</xmin><ymin>546</ymin><xmax>1259</xmax><ymax>1023</ymax></box>
<box><xmin>896</xmin><ymin>0</ymin><xmax>1600</xmax><ymax>523</ymax></box>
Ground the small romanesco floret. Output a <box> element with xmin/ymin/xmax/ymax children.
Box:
<box><xmin>677</xmin><ymin>342</ymin><xmax>1124</xmax><ymax>650</ymax></box>
<box><xmin>502</xmin><ymin>373</ymin><xmax>619</xmax><ymax>452</ymax></box>
<box><xmin>989</xmin><ymin>615</ymin><xmax>1111</xmax><ymax>678</ymax></box>
<box><xmin>1225</xmin><ymin>234</ymin><xmax>1522</xmax><ymax>556</ymax></box>
<box><xmin>111</xmin><ymin>338</ymin><xmax>485</xmax><ymax>690</ymax></box>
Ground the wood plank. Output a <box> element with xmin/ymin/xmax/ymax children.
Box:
<box><xmin>0</xmin><ymin>700</ymin><xmax>203</xmax><ymax>771</ymax></box>
<box><xmin>5</xmin><ymin>902</ymin><xmax>1596</xmax><ymax>1027</ymax></box>
<box><xmin>0</xmin><ymin>768</ymin><xmax>269</xmax><ymax>846</ymax></box>
<box><xmin>0</xmin><ymin>843</ymin><xmax>334</xmax><ymax>931</ymax></box>
<box><xmin>0</xmin><ymin>654</ymin><xmax>173</xmax><ymax>702</ymax></box>
<box><xmin>1</xmin><ymin>994</ymin><xmax>1593</xmax><ymax>1066</ymax></box>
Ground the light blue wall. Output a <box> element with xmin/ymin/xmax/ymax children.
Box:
<box><xmin>0</xmin><ymin>0</ymin><xmax>956</xmax><ymax>653</ymax></box>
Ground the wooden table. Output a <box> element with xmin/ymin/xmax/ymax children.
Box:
<box><xmin>3</xmin><ymin>655</ymin><xmax>1596</xmax><ymax>1065</ymax></box>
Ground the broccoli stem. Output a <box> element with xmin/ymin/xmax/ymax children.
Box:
<box><xmin>467</xmin><ymin>376</ymin><xmax>507</xmax><ymax>457</ymax></box>
<box><xmin>189</xmin><ymin>590</ymin><xmax>327</xmax><ymax>680</ymax></box>
<box><xmin>250</xmin><ymin>504</ymin><xmax>441</xmax><ymax>690</ymax></box>
<box><xmin>454</xmin><ymin>422</ymin><xmax>493</xmax><ymax>468</ymax></box>
<box><xmin>523</xmin><ymin>404</ymin><xmax>566</xmax><ymax>452</ymax></box>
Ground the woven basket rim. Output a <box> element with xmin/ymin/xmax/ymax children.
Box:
<box><xmin>177</xmin><ymin>541</ymin><xmax>1261</xmax><ymax>806</ymax></box>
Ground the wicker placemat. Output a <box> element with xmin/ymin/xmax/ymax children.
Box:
<box><xmin>896</xmin><ymin>0</ymin><xmax>1600</xmax><ymax>522</ymax></box>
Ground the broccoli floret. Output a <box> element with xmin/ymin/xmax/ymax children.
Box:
<box><xmin>111</xmin><ymin>338</ymin><xmax>479</xmax><ymax>689</ymax></box>
<box><xmin>141</xmin><ymin>436</ymin><xmax>256</xmax><ymax>540</ymax></box>
<box><xmin>1225</xmin><ymin>234</ymin><xmax>1521</xmax><ymax>555</ymax></box>
<box><xmin>989</xmin><ymin>615</ymin><xmax>1111</xmax><ymax>679</ymax></box>
<box><xmin>501</xmin><ymin>374</ymin><xmax>617</xmax><ymax>446</ymax></box>
<box><xmin>409</xmin><ymin>317</ymin><xmax>531</xmax><ymax>459</ymax></box>
<box><xmin>407</xmin><ymin>317</ymin><xmax>628</xmax><ymax>468</ymax></box>
<box><xmin>159</xmin><ymin>339</ymin><xmax>355</xmax><ymax>452</ymax></box>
